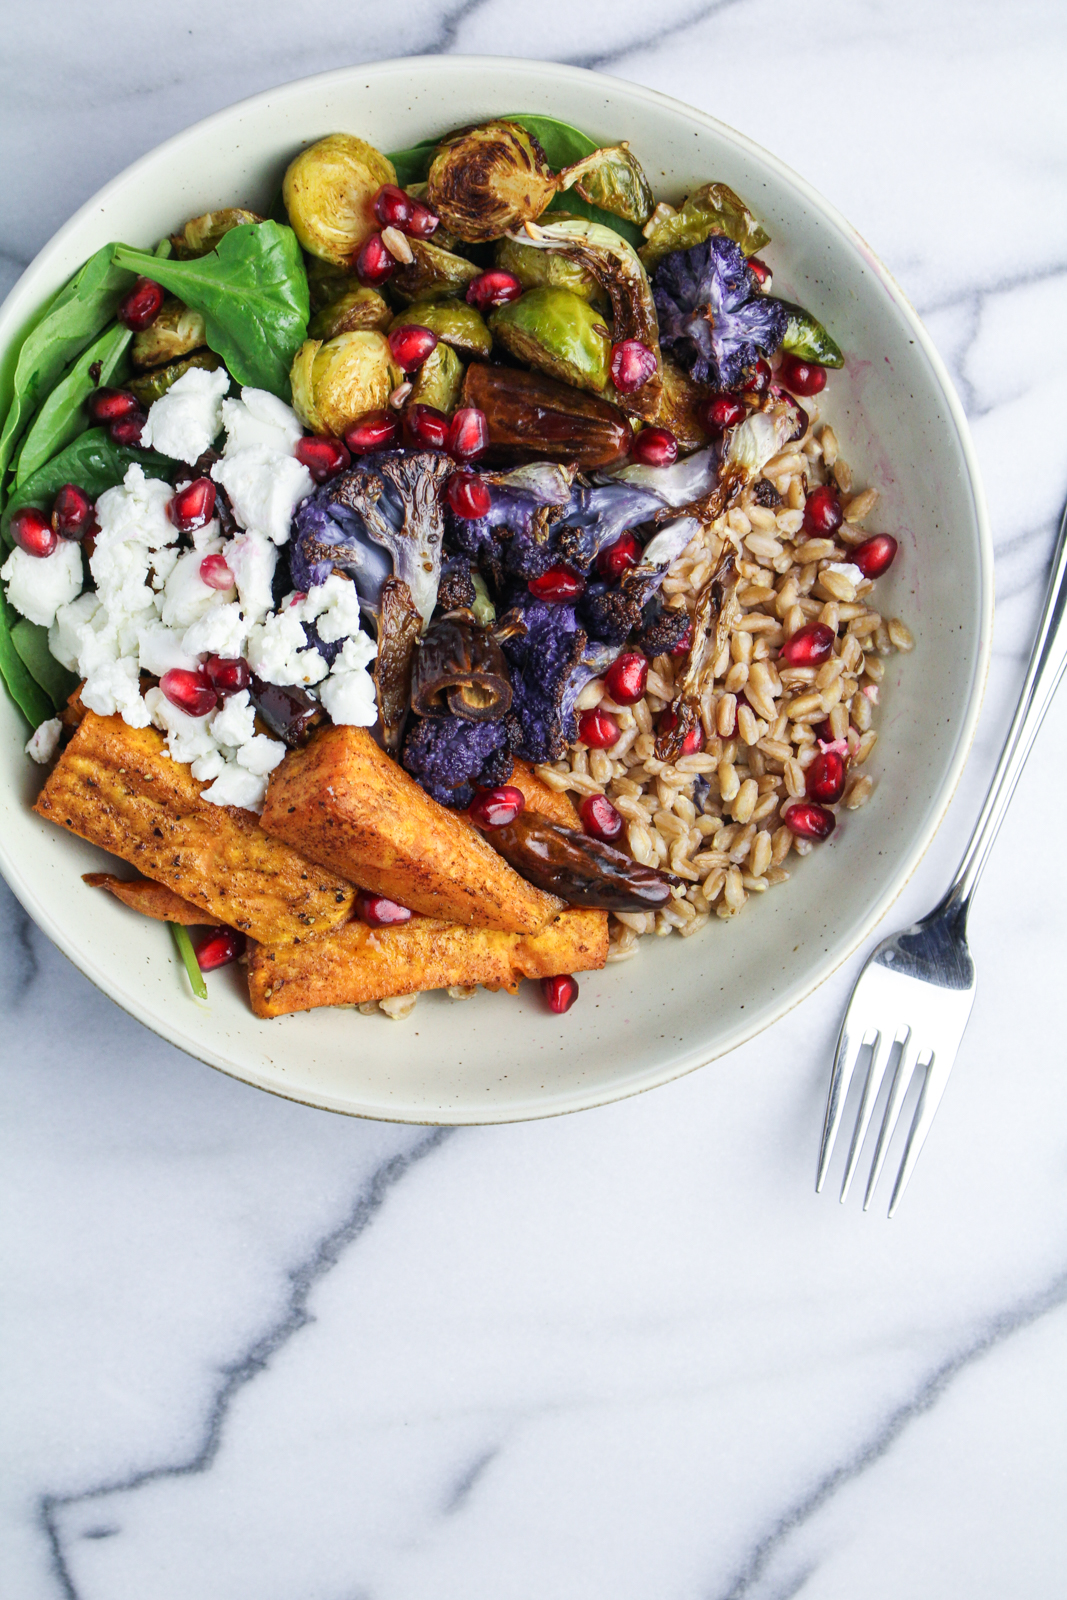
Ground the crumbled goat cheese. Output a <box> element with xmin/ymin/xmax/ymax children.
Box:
<box><xmin>200</xmin><ymin>763</ymin><xmax>272</xmax><ymax>812</ymax></box>
<box><xmin>210</xmin><ymin>389</ymin><xmax>313</xmax><ymax>546</ymax></box>
<box><xmin>210</xmin><ymin>689</ymin><xmax>256</xmax><ymax>748</ymax></box>
<box><xmin>144</xmin><ymin>685</ymin><xmax>217</xmax><ymax>764</ymax></box>
<box><xmin>333</xmin><ymin>631</ymin><xmax>378</xmax><ymax>674</ymax></box>
<box><xmin>825</xmin><ymin>561</ymin><xmax>865</xmax><ymax>586</ymax></box>
<box><xmin>140</xmin><ymin>365</ymin><xmax>230</xmax><ymax>463</ymax></box>
<box><xmin>137</xmin><ymin>620</ymin><xmax>198</xmax><ymax>677</ymax></box>
<box><xmin>182</xmin><ymin>601</ymin><xmax>248</xmax><ymax>661</ymax></box>
<box><xmin>225</xmin><ymin>531</ymin><xmax>277</xmax><ymax>625</ymax></box>
<box><xmin>90</xmin><ymin>466</ymin><xmax>177</xmax><ymax>622</ymax></box>
<box><xmin>318</xmin><ymin>666</ymin><xmax>377</xmax><ymax>726</ymax></box>
<box><xmin>235</xmin><ymin>734</ymin><xmax>287</xmax><ymax>777</ymax></box>
<box><xmin>219</xmin><ymin>389</ymin><xmax>303</xmax><ymax>454</ymax></box>
<box><xmin>245</xmin><ymin>610</ymin><xmax>328</xmax><ymax>687</ymax></box>
<box><xmin>160</xmin><ymin>544</ymin><xmax>229</xmax><ymax>628</ymax></box>
<box><xmin>82</xmin><ymin>656</ymin><xmax>151</xmax><ymax>727</ymax></box>
<box><xmin>26</xmin><ymin>718</ymin><xmax>62</xmax><ymax>764</ymax></box>
<box><xmin>1</xmin><ymin>540</ymin><xmax>83</xmax><ymax>627</ymax></box>
<box><xmin>292</xmin><ymin>574</ymin><xmax>364</xmax><ymax>643</ymax></box>
<box><xmin>49</xmin><ymin>592</ymin><xmax>102</xmax><ymax>672</ymax></box>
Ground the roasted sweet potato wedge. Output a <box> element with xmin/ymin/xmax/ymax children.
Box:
<box><xmin>82</xmin><ymin>872</ymin><xmax>221</xmax><ymax>926</ymax></box>
<box><xmin>248</xmin><ymin>907</ymin><xmax>608</xmax><ymax>1017</ymax></box>
<box><xmin>35</xmin><ymin>712</ymin><xmax>355</xmax><ymax>943</ymax></box>
<box><xmin>505</xmin><ymin>759</ymin><xmax>579</xmax><ymax>828</ymax></box>
<box><xmin>260</xmin><ymin>726</ymin><xmax>563</xmax><ymax>933</ymax></box>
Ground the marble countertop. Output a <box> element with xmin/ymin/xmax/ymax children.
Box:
<box><xmin>3</xmin><ymin>4</ymin><xmax>1067</xmax><ymax>1596</ymax></box>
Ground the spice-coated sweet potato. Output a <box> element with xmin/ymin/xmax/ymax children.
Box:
<box><xmin>82</xmin><ymin>872</ymin><xmax>221</xmax><ymax>926</ymax></box>
<box><xmin>260</xmin><ymin>726</ymin><xmax>564</xmax><ymax>933</ymax></box>
<box><xmin>35</xmin><ymin>712</ymin><xmax>355</xmax><ymax>943</ymax></box>
<box><xmin>247</xmin><ymin>907</ymin><xmax>608</xmax><ymax>1017</ymax></box>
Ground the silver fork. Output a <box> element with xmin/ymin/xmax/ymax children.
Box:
<box><xmin>817</xmin><ymin>498</ymin><xmax>1067</xmax><ymax>1216</ymax></box>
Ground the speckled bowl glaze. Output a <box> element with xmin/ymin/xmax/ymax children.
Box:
<box><xmin>0</xmin><ymin>58</ymin><xmax>992</xmax><ymax>1122</ymax></box>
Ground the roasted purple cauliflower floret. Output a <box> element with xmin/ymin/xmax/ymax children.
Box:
<box><xmin>448</xmin><ymin>463</ymin><xmax>574</xmax><ymax>582</ymax></box>
<box><xmin>289</xmin><ymin>483</ymin><xmax>393</xmax><ymax>602</ymax></box>
<box><xmin>553</xmin><ymin>483</ymin><xmax>665</xmax><ymax>574</ymax></box>
<box><xmin>578</xmin><ymin>581</ymin><xmax>643</xmax><ymax>647</ymax></box>
<box><xmin>401</xmin><ymin>714</ymin><xmax>513</xmax><ymax>809</ymax></box>
<box><xmin>501</xmin><ymin>598</ymin><xmax>620</xmax><ymax>762</ymax></box>
<box><xmin>653</xmin><ymin>236</ymin><xmax>787</xmax><ymax>390</ymax></box>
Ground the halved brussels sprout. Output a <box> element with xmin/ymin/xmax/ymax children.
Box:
<box><xmin>408</xmin><ymin>341</ymin><xmax>463</xmax><ymax>414</ymax></box>
<box><xmin>494</xmin><ymin>236</ymin><xmax>606</xmax><ymax>306</ymax></box>
<box><xmin>779</xmin><ymin>301</ymin><xmax>844</xmax><ymax>368</ymax></box>
<box><xmin>290</xmin><ymin>331</ymin><xmax>402</xmax><ymax>436</ymax></box>
<box><xmin>426</xmin><ymin>120</ymin><xmax>557</xmax><ymax>244</ymax></box>
<box><xmin>639</xmin><ymin>182</ymin><xmax>770</xmax><ymax>270</ymax></box>
<box><xmin>130</xmin><ymin>297</ymin><xmax>207</xmax><ymax>370</ymax></box>
<box><xmin>127</xmin><ymin>350</ymin><xmax>223</xmax><ymax>408</ymax></box>
<box><xmin>558</xmin><ymin>143</ymin><xmax>655</xmax><ymax>226</ymax></box>
<box><xmin>282</xmin><ymin>133</ymin><xmax>397</xmax><ymax>266</ymax></box>
<box><xmin>650</xmin><ymin>358</ymin><xmax>712</xmax><ymax>451</ymax></box>
<box><xmin>170</xmin><ymin>208</ymin><xmax>263</xmax><ymax>259</ymax></box>
<box><xmin>305</xmin><ymin>256</ymin><xmax>359</xmax><ymax>313</ymax></box>
<box><xmin>389</xmin><ymin>238</ymin><xmax>481</xmax><ymax>303</ymax></box>
<box><xmin>309</xmin><ymin>286</ymin><xmax>392</xmax><ymax>340</ymax></box>
<box><xmin>489</xmin><ymin>287</ymin><xmax>611</xmax><ymax>394</ymax></box>
<box><xmin>389</xmin><ymin>299</ymin><xmax>491</xmax><ymax>360</ymax></box>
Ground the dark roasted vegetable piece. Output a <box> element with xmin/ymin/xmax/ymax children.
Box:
<box><xmin>500</xmin><ymin>599</ymin><xmax>620</xmax><ymax>762</ymax></box>
<box><xmin>436</xmin><ymin>557</ymin><xmax>477</xmax><ymax>615</ymax></box>
<box><xmin>489</xmin><ymin>286</ymin><xmax>612</xmax><ymax>394</ymax></box>
<box><xmin>639</xmin><ymin>182</ymin><xmax>770</xmax><ymax>271</ymax></box>
<box><xmin>329</xmin><ymin>450</ymin><xmax>452</xmax><ymax>626</ymax></box>
<box><xmin>411</xmin><ymin>616</ymin><xmax>512</xmax><ymax>721</ymax></box>
<box><xmin>389</xmin><ymin>238</ymin><xmax>481</xmax><ymax>303</ymax></box>
<box><xmin>653</xmin><ymin>236</ymin><xmax>787</xmax><ymax>390</ymax></box>
<box><xmin>308</xmin><ymin>285</ymin><xmax>392</xmax><ymax>340</ymax></box>
<box><xmin>249</xmin><ymin>677</ymin><xmax>323</xmax><ymax>747</ymax></box>
<box><xmin>401</xmin><ymin>713</ymin><xmax>513</xmax><ymax>809</ymax></box>
<box><xmin>479</xmin><ymin>810</ymin><xmax>676</xmax><ymax>911</ymax></box>
<box><xmin>652</xmin><ymin>358</ymin><xmax>712</xmax><ymax>451</ymax></box>
<box><xmin>426</xmin><ymin>120</ymin><xmax>558</xmax><ymax>243</ymax></box>
<box><xmin>131</xmin><ymin>297</ymin><xmax>207</xmax><ymax>368</ymax></box>
<box><xmin>127</xmin><ymin>350</ymin><xmax>222</xmax><ymax>408</ymax></box>
<box><xmin>373</xmin><ymin>578</ymin><xmax>422</xmax><ymax>754</ymax></box>
<box><xmin>463</xmin><ymin>363</ymin><xmax>632</xmax><ymax>469</ymax></box>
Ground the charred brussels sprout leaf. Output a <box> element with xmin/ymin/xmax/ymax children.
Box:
<box><xmin>779</xmin><ymin>301</ymin><xmax>844</xmax><ymax>368</ymax></box>
<box><xmin>489</xmin><ymin>287</ymin><xmax>612</xmax><ymax>394</ymax></box>
<box><xmin>494</xmin><ymin>235</ymin><xmax>606</xmax><ymax>306</ymax></box>
<box><xmin>128</xmin><ymin>350</ymin><xmax>223</xmax><ymax>408</ymax></box>
<box><xmin>282</xmin><ymin>134</ymin><xmax>397</xmax><ymax>267</ymax></box>
<box><xmin>388</xmin><ymin>238</ymin><xmax>481</xmax><ymax>304</ymax></box>
<box><xmin>408</xmin><ymin>340</ymin><xmax>463</xmax><ymax>414</ymax></box>
<box><xmin>389</xmin><ymin>299</ymin><xmax>492</xmax><ymax>360</ymax></box>
<box><xmin>131</xmin><ymin>296</ymin><xmax>207</xmax><ymax>368</ymax></box>
<box><xmin>651</xmin><ymin>358</ymin><xmax>712</xmax><ymax>451</ymax></box>
<box><xmin>308</xmin><ymin>286</ymin><xmax>392</xmax><ymax>340</ymax></box>
<box><xmin>639</xmin><ymin>182</ymin><xmax>771</xmax><ymax>270</ymax></box>
<box><xmin>559</xmin><ymin>143</ymin><xmax>655</xmax><ymax>226</ymax></box>
<box><xmin>427</xmin><ymin>120</ymin><xmax>557</xmax><ymax>244</ymax></box>
<box><xmin>290</xmin><ymin>331</ymin><xmax>402</xmax><ymax>436</ymax></box>
<box><xmin>170</xmin><ymin>209</ymin><xmax>263</xmax><ymax>259</ymax></box>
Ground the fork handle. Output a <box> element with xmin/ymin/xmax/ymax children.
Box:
<box><xmin>942</xmin><ymin>499</ymin><xmax>1067</xmax><ymax>917</ymax></box>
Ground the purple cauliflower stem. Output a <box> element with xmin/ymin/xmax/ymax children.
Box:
<box><xmin>501</xmin><ymin>598</ymin><xmax>621</xmax><ymax>762</ymax></box>
<box><xmin>401</xmin><ymin>714</ymin><xmax>513</xmax><ymax>809</ymax></box>
<box><xmin>653</xmin><ymin>236</ymin><xmax>787</xmax><ymax>390</ymax></box>
<box><xmin>552</xmin><ymin>482</ymin><xmax>666</xmax><ymax>574</ymax></box>
<box><xmin>289</xmin><ymin>483</ymin><xmax>394</xmax><ymax>603</ymax></box>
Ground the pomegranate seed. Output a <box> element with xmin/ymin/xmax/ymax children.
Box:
<box><xmin>295</xmin><ymin>435</ymin><xmax>351</xmax><ymax>482</ymax></box>
<box><xmin>403</xmin><ymin>404</ymin><xmax>450</xmax><ymax>451</ymax></box>
<box><xmin>10</xmin><ymin>507</ymin><xmax>57</xmax><ymax>558</ymax></box>
<box><xmin>778</xmin><ymin>354</ymin><xmax>827</xmax><ymax>397</ymax></box>
<box><xmin>604</xmin><ymin>650</ymin><xmax>648</xmax><ymax>705</ymax></box>
<box><xmin>579</xmin><ymin>792</ymin><xmax>624</xmax><ymax>843</ymax></box>
<box><xmin>117</xmin><ymin>277</ymin><xmax>165</xmax><ymax>331</ymax></box>
<box><xmin>806</xmin><ymin>749</ymin><xmax>847</xmax><ymax>805</ymax></box>
<box><xmin>741</xmin><ymin>357</ymin><xmax>772</xmax><ymax>394</ymax></box>
<box><xmin>702</xmin><ymin>394</ymin><xmax>746</xmax><ymax>431</ymax></box>
<box><xmin>355</xmin><ymin>233</ymin><xmax>394</xmax><ymax>286</ymax></box>
<box><xmin>595</xmin><ymin>529</ymin><xmax>642</xmax><ymax>579</ymax></box>
<box><xmin>204</xmin><ymin>655</ymin><xmax>251</xmax><ymax>695</ymax></box>
<box><xmin>406</xmin><ymin>199</ymin><xmax>439</xmax><ymax>239</ymax></box>
<box><xmin>528</xmin><ymin>565</ymin><xmax>585</xmax><ymax>603</ymax></box>
<box><xmin>747</xmin><ymin>257</ymin><xmax>771</xmax><ymax>286</ymax></box>
<box><xmin>577</xmin><ymin>708</ymin><xmax>619</xmax><ymax>749</ymax></box>
<box><xmin>343</xmin><ymin>410</ymin><xmax>398</xmax><ymax>454</ymax></box>
<box><xmin>160</xmin><ymin>668</ymin><xmax>217</xmax><ymax>717</ymax></box>
<box><xmin>199</xmin><ymin>553</ymin><xmax>235</xmax><ymax>591</ymax></box>
<box><xmin>610</xmin><ymin>339</ymin><xmax>657</xmax><ymax>394</ymax></box>
<box><xmin>669</xmin><ymin>621</ymin><xmax>693</xmax><ymax>657</ymax></box>
<box><xmin>356</xmin><ymin>891</ymin><xmax>413</xmax><ymax>927</ymax></box>
<box><xmin>51</xmin><ymin>483</ymin><xmax>93</xmax><ymax>539</ymax></box>
<box><xmin>194</xmin><ymin>927</ymin><xmax>246</xmax><ymax>971</ymax></box>
<box><xmin>779</xmin><ymin>622</ymin><xmax>836</xmax><ymax>667</ymax></box>
<box><xmin>853</xmin><ymin>534</ymin><xmax>898</xmax><ymax>579</ymax></box>
<box><xmin>803</xmin><ymin>484</ymin><xmax>843</xmax><ymax>536</ymax></box>
<box><xmin>446</xmin><ymin>472</ymin><xmax>492</xmax><ymax>521</ymax></box>
<box><xmin>109</xmin><ymin>413</ymin><xmax>145</xmax><ymax>446</ymax></box>
<box><xmin>658</xmin><ymin>707</ymin><xmax>702</xmax><ymax>755</ymax></box>
<box><xmin>388</xmin><ymin>324</ymin><xmax>438</xmax><ymax>371</ymax></box>
<box><xmin>783</xmin><ymin>801</ymin><xmax>836</xmax><ymax>841</ymax></box>
<box><xmin>447</xmin><ymin>406</ymin><xmax>489</xmax><ymax>461</ymax></box>
<box><xmin>168</xmin><ymin>477</ymin><xmax>216</xmax><ymax>532</ymax></box>
<box><xmin>541</xmin><ymin>973</ymin><xmax>579</xmax><ymax>1014</ymax></box>
<box><xmin>813</xmin><ymin>717</ymin><xmax>834</xmax><ymax>744</ymax></box>
<box><xmin>631</xmin><ymin>426</ymin><xmax>678</xmax><ymax>467</ymax></box>
<box><xmin>374</xmin><ymin>183</ymin><xmax>414</xmax><ymax>230</ymax></box>
<box><xmin>469</xmin><ymin>785</ymin><xmax>525</xmax><ymax>828</ymax></box>
<box><xmin>86</xmin><ymin>387</ymin><xmax>141</xmax><ymax>424</ymax></box>
<box><xmin>465</xmin><ymin>270</ymin><xmax>522</xmax><ymax>311</ymax></box>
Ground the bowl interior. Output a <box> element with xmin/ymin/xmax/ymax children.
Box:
<box><xmin>0</xmin><ymin>58</ymin><xmax>991</xmax><ymax>1122</ymax></box>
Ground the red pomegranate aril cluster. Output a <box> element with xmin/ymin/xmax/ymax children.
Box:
<box><xmin>447</xmin><ymin>471</ymin><xmax>492</xmax><ymax>521</ymax></box>
<box><xmin>577</xmin><ymin>708</ymin><xmax>620</xmax><ymax>749</ymax></box>
<box><xmin>168</xmin><ymin>476</ymin><xmax>216</xmax><ymax>532</ymax></box>
<box><xmin>853</xmin><ymin>533</ymin><xmax>898</xmax><ymax>579</ymax></box>
<box><xmin>117</xmin><ymin>277</ymin><xmax>164</xmax><ymax>331</ymax></box>
<box><xmin>528</xmin><ymin>565</ymin><xmax>584</xmax><ymax>603</ymax></box>
<box><xmin>51</xmin><ymin>483</ymin><xmax>93</xmax><ymax>539</ymax></box>
<box><xmin>778</xmin><ymin>354</ymin><xmax>827</xmax><ymax>397</ymax></box>
<box><xmin>388</xmin><ymin>324</ymin><xmax>438</xmax><ymax>371</ymax></box>
<box><xmin>204</xmin><ymin>654</ymin><xmax>251</xmax><ymax>695</ymax></box>
<box><xmin>595</xmin><ymin>529</ymin><xmax>642</xmax><ymax>579</ymax></box>
<box><xmin>579</xmin><ymin>792</ymin><xmax>624</xmax><ymax>843</ymax></box>
<box><xmin>11</xmin><ymin>507</ymin><xmax>57</xmax><ymax>558</ymax></box>
<box><xmin>87</xmin><ymin>387</ymin><xmax>141</xmax><ymax>424</ymax></box>
<box><xmin>658</xmin><ymin>706</ymin><xmax>703</xmax><ymax>755</ymax></box>
<box><xmin>199</xmin><ymin>553</ymin><xmax>235</xmax><ymax>591</ymax></box>
<box><xmin>465</xmin><ymin>270</ymin><xmax>522</xmax><ymax>311</ymax></box>
<box><xmin>783</xmin><ymin>801</ymin><xmax>836</xmax><ymax>841</ymax></box>
<box><xmin>447</xmin><ymin>406</ymin><xmax>488</xmax><ymax>461</ymax></box>
<box><xmin>779</xmin><ymin>621</ymin><xmax>836</xmax><ymax>667</ymax></box>
<box><xmin>702</xmin><ymin>394</ymin><xmax>746</xmax><ymax>431</ymax></box>
<box><xmin>806</xmin><ymin>749</ymin><xmax>847</xmax><ymax>805</ymax></box>
<box><xmin>541</xmin><ymin>973</ymin><xmax>579</xmax><ymax>1014</ymax></box>
<box><xmin>631</xmin><ymin>426</ymin><xmax>678</xmax><ymax>467</ymax></box>
<box><xmin>194</xmin><ymin>928</ymin><xmax>246</xmax><ymax>971</ymax></box>
<box><xmin>355</xmin><ymin>233</ymin><xmax>394</xmax><ymax>286</ymax></box>
<box><xmin>604</xmin><ymin>650</ymin><xmax>648</xmax><ymax>705</ymax></box>
<box><xmin>159</xmin><ymin>668</ymin><xmax>217</xmax><ymax>717</ymax></box>
<box><xmin>610</xmin><ymin>339</ymin><xmax>657</xmax><ymax>394</ymax></box>
<box><xmin>372</xmin><ymin>183</ymin><xmax>438</xmax><ymax>239</ymax></box>
<box><xmin>403</xmin><ymin>404</ymin><xmax>450</xmax><ymax>451</ymax></box>
<box><xmin>344</xmin><ymin>411</ymin><xmax>398</xmax><ymax>454</ymax></box>
<box><xmin>295</xmin><ymin>435</ymin><xmax>351</xmax><ymax>482</ymax></box>
<box><xmin>741</xmin><ymin>357</ymin><xmax>772</xmax><ymax>394</ymax></box>
<box><xmin>110</xmin><ymin>414</ymin><xmax>146</xmax><ymax>446</ymax></box>
<box><xmin>356</xmin><ymin>891</ymin><xmax>413</xmax><ymax>927</ymax></box>
<box><xmin>469</xmin><ymin>785</ymin><xmax>525</xmax><ymax>828</ymax></box>
<box><xmin>803</xmin><ymin>484</ymin><xmax>843</xmax><ymax>536</ymax></box>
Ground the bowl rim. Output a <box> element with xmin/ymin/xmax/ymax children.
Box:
<box><xmin>0</xmin><ymin>55</ymin><xmax>994</xmax><ymax>1123</ymax></box>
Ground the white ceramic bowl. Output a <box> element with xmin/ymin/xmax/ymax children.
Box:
<box><xmin>0</xmin><ymin>58</ymin><xmax>992</xmax><ymax>1123</ymax></box>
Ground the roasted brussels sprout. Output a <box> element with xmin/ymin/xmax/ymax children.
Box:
<box><xmin>463</xmin><ymin>364</ymin><xmax>632</xmax><ymax>469</ymax></box>
<box><xmin>779</xmin><ymin>301</ymin><xmax>844</xmax><ymax>368</ymax></box>
<box><xmin>426</xmin><ymin>120</ymin><xmax>557</xmax><ymax>244</ymax></box>
<box><xmin>494</xmin><ymin>235</ymin><xmax>606</xmax><ymax>305</ymax></box>
<box><xmin>305</xmin><ymin>256</ymin><xmax>359</xmax><ymax>314</ymax></box>
<box><xmin>308</xmin><ymin>286</ymin><xmax>392</xmax><ymax>340</ymax></box>
<box><xmin>289</xmin><ymin>331</ymin><xmax>402</xmax><ymax>436</ymax></box>
<box><xmin>489</xmin><ymin>287</ymin><xmax>612</xmax><ymax>394</ymax></box>
<box><xmin>388</xmin><ymin>238</ymin><xmax>481</xmax><ymax>303</ymax></box>
<box><xmin>389</xmin><ymin>299</ymin><xmax>491</xmax><ymax>359</ymax></box>
<box><xmin>557</xmin><ymin>143</ymin><xmax>655</xmax><ymax>226</ymax></box>
<box><xmin>130</xmin><ymin>296</ymin><xmax>208</xmax><ymax>370</ymax></box>
<box><xmin>639</xmin><ymin>182</ymin><xmax>770</xmax><ymax>271</ymax></box>
<box><xmin>282</xmin><ymin>133</ymin><xmax>397</xmax><ymax>266</ymax></box>
<box><xmin>408</xmin><ymin>340</ymin><xmax>463</xmax><ymax>414</ymax></box>
<box><xmin>170</xmin><ymin>208</ymin><xmax>262</xmax><ymax>259</ymax></box>
<box><xmin>127</xmin><ymin>350</ymin><xmax>222</xmax><ymax>407</ymax></box>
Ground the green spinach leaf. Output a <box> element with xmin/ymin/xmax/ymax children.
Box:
<box><xmin>0</xmin><ymin>589</ymin><xmax>54</xmax><ymax>727</ymax></box>
<box><xmin>11</xmin><ymin>618</ymin><xmax>78</xmax><ymax>707</ymax></box>
<box><xmin>1</xmin><ymin>429</ymin><xmax>173</xmax><ymax>546</ymax></box>
<box><xmin>13</xmin><ymin>321</ymin><xmax>132</xmax><ymax>488</ymax></box>
<box><xmin>112</xmin><ymin>221</ymin><xmax>309</xmax><ymax>398</ymax></box>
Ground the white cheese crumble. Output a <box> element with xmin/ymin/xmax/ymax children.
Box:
<box><xmin>825</xmin><ymin>561</ymin><xmax>865</xmax><ymax>586</ymax></box>
<box><xmin>291</xmin><ymin>574</ymin><xmax>364</xmax><ymax>643</ymax></box>
<box><xmin>318</xmin><ymin>667</ymin><xmax>377</xmax><ymax>727</ymax></box>
<box><xmin>245</xmin><ymin>609</ymin><xmax>328</xmax><ymax>687</ymax></box>
<box><xmin>25</xmin><ymin>717</ymin><xmax>63</xmax><ymax>764</ymax></box>
<box><xmin>140</xmin><ymin>365</ymin><xmax>231</xmax><ymax>463</ymax></box>
<box><xmin>159</xmin><ymin>544</ymin><xmax>230</xmax><ymax>629</ymax></box>
<box><xmin>210</xmin><ymin>389</ymin><xmax>313</xmax><ymax>546</ymax></box>
<box><xmin>181</xmin><ymin>601</ymin><xmax>248</xmax><ymax>661</ymax></box>
<box><xmin>225</xmin><ymin>532</ymin><xmax>276</xmax><ymax>625</ymax></box>
<box><xmin>1</xmin><ymin>540</ymin><xmax>83</xmax><ymax>627</ymax></box>
<box><xmin>82</xmin><ymin>656</ymin><xmax>152</xmax><ymax>727</ymax></box>
<box><xmin>137</xmin><ymin>620</ymin><xmax>199</xmax><ymax>677</ymax></box>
